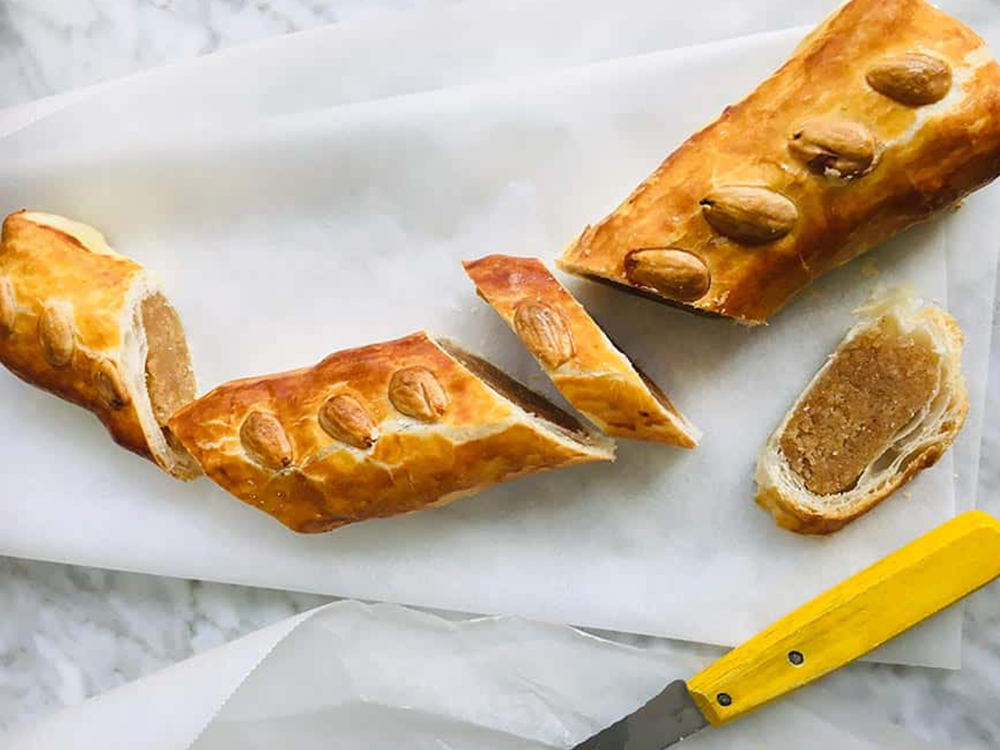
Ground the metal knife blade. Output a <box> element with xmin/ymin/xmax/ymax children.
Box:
<box><xmin>571</xmin><ymin>512</ymin><xmax>1000</xmax><ymax>749</ymax></box>
<box><xmin>572</xmin><ymin>679</ymin><xmax>709</xmax><ymax>750</ymax></box>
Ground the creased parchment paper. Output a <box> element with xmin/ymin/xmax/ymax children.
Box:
<box><xmin>1</xmin><ymin>0</ymin><xmax>998</xmax><ymax>669</ymax></box>
<box><xmin>7</xmin><ymin>601</ymin><xmax>944</xmax><ymax>750</ymax></box>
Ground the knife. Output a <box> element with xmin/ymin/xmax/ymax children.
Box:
<box><xmin>573</xmin><ymin>510</ymin><xmax>1000</xmax><ymax>749</ymax></box>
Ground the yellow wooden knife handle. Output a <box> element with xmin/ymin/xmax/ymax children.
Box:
<box><xmin>687</xmin><ymin>510</ymin><xmax>1000</xmax><ymax>726</ymax></box>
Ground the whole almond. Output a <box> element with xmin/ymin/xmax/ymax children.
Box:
<box><xmin>0</xmin><ymin>277</ymin><xmax>15</xmax><ymax>336</ymax></box>
<box><xmin>866</xmin><ymin>53</ymin><xmax>951</xmax><ymax>106</ymax></box>
<box><xmin>95</xmin><ymin>359</ymin><xmax>130</xmax><ymax>410</ymax></box>
<box><xmin>319</xmin><ymin>393</ymin><xmax>379</xmax><ymax>449</ymax></box>
<box><xmin>389</xmin><ymin>366</ymin><xmax>449</xmax><ymax>421</ymax></box>
<box><xmin>240</xmin><ymin>411</ymin><xmax>293</xmax><ymax>470</ymax></box>
<box><xmin>513</xmin><ymin>301</ymin><xmax>575</xmax><ymax>368</ymax></box>
<box><xmin>624</xmin><ymin>249</ymin><xmax>711</xmax><ymax>301</ymax></box>
<box><xmin>700</xmin><ymin>186</ymin><xmax>798</xmax><ymax>244</ymax></box>
<box><xmin>38</xmin><ymin>303</ymin><xmax>75</xmax><ymax>368</ymax></box>
<box><xmin>789</xmin><ymin>120</ymin><xmax>877</xmax><ymax>178</ymax></box>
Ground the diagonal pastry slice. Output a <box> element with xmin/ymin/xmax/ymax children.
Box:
<box><xmin>463</xmin><ymin>254</ymin><xmax>699</xmax><ymax>447</ymax></box>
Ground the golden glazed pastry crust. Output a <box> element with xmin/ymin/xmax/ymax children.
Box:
<box><xmin>168</xmin><ymin>332</ymin><xmax>614</xmax><ymax>533</ymax></box>
<box><xmin>557</xmin><ymin>0</ymin><xmax>1000</xmax><ymax>324</ymax></box>
<box><xmin>756</xmin><ymin>294</ymin><xmax>968</xmax><ymax>534</ymax></box>
<box><xmin>0</xmin><ymin>211</ymin><xmax>199</xmax><ymax>478</ymax></box>
<box><xmin>463</xmin><ymin>255</ymin><xmax>699</xmax><ymax>447</ymax></box>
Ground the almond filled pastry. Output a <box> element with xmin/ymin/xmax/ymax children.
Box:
<box><xmin>463</xmin><ymin>254</ymin><xmax>699</xmax><ymax>447</ymax></box>
<box><xmin>557</xmin><ymin>0</ymin><xmax>1000</xmax><ymax>324</ymax></box>
<box><xmin>168</xmin><ymin>332</ymin><xmax>614</xmax><ymax>532</ymax></box>
<box><xmin>0</xmin><ymin>211</ymin><xmax>199</xmax><ymax>478</ymax></box>
<box><xmin>756</xmin><ymin>292</ymin><xmax>967</xmax><ymax>534</ymax></box>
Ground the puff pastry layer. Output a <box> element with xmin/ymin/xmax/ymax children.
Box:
<box><xmin>557</xmin><ymin>0</ymin><xmax>1000</xmax><ymax>324</ymax></box>
<box><xmin>169</xmin><ymin>331</ymin><xmax>614</xmax><ymax>532</ymax></box>
<box><xmin>756</xmin><ymin>292</ymin><xmax>967</xmax><ymax>534</ymax></box>
<box><xmin>463</xmin><ymin>254</ymin><xmax>699</xmax><ymax>446</ymax></box>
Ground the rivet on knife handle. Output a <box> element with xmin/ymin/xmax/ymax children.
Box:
<box><xmin>686</xmin><ymin>510</ymin><xmax>1000</xmax><ymax>726</ymax></box>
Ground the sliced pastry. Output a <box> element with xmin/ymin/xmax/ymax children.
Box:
<box><xmin>557</xmin><ymin>0</ymin><xmax>1000</xmax><ymax>324</ymax></box>
<box><xmin>168</xmin><ymin>331</ymin><xmax>614</xmax><ymax>532</ymax></box>
<box><xmin>0</xmin><ymin>211</ymin><xmax>199</xmax><ymax>478</ymax></box>
<box><xmin>756</xmin><ymin>292</ymin><xmax>967</xmax><ymax>534</ymax></box>
<box><xmin>463</xmin><ymin>254</ymin><xmax>699</xmax><ymax>447</ymax></box>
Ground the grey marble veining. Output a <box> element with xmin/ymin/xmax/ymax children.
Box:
<box><xmin>1</xmin><ymin>0</ymin><xmax>1000</xmax><ymax>747</ymax></box>
<box><xmin>0</xmin><ymin>0</ymin><xmax>450</xmax><ymax>108</ymax></box>
<box><xmin>0</xmin><ymin>558</ymin><xmax>331</xmax><ymax>733</ymax></box>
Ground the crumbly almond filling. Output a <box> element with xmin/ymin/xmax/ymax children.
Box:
<box><xmin>142</xmin><ymin>293</ymin><xmax>196</xmax><ymax>426</ymax></box>
<box><xmin>779</xmin><ymin>318</ymin><xmax>939</xmax><ymax>495</ymax></box>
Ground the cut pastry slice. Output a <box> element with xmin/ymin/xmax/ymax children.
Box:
<box><xmin>463</xmin><ymin>254</ymin><xmax>699</xmax><ymax>447</ymax></box>
<box><xmin>556</xmin><ymin>0</ymin><xmax>1000</xmax><ymax>324</ymax></box>
<box><xmin>0</xmin><ymin>211</ymin><xmax>199</xmax><ymax>478</ymax></box>
<box><xmin>756</xmin><ymin>292</ymin><xmax>967</xmax><ymax>534</ymax></box>
<box><xmin>168</xmin><ymin>331</ymin><xmax>614</xmax><ymax>532</ymax></box>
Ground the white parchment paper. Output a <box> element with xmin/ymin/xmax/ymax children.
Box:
<box><xmin>7</xmin><ymin>601</ymin><xmax>943</xmax><ymax>750</ymax></box>
<box><xmin>1</xmin><ymin>0</ymin><xmax>998</xmax><ymax>669</ymax></box>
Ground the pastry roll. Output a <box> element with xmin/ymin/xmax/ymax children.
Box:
<box><xmin>0</xmin><ymin>211</ymin><xmax>199</xmax><ymax>478</ymax></box>
<box><xmin>463</xmin><ymin>254</ymin><xmax>699</xmax><ymax>447</ymax></box>
<box><xmin>557</xmin><ymin>0</ymin><xmax>1000</xmax><ymax>324</ymax></box>
<box><xmin>756</xmin><ymin>292</ymin><xmax>967</xmax><ymax>534</ymax></box>
<box><xmin>168</xmin><ymin>332</ymin><xmax>614</xmax><ymax>532</ymax></box>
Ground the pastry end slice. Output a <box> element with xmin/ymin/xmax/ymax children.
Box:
<box><xmin>0</xmin><ymin>211</ymin><xmax>200</xmax><ymax>478</ymax></box>
<box><xmin>557</xmin><ymin>0</ymin><xmax>1000</xmax><ymax>324</ymax></box>
<box><xmin>756</xmin><ymin>291</ymin><xmax>967</xmax><ymax>534</ymax></box>
<box><xmin>463</xmin><ymin>254</ymin><xmax>699</xmax><ymax>447</ymax></box>
<box><xmin>169</xmin><ymin>331</ymin><xmax>613</xmax><ymax>532</ymax></box>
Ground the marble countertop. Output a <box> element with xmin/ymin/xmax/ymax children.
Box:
<box><xmin>2</xmin><ymin>0</ymin><xmax>1000</xmax><ymax>746</ymax></box>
